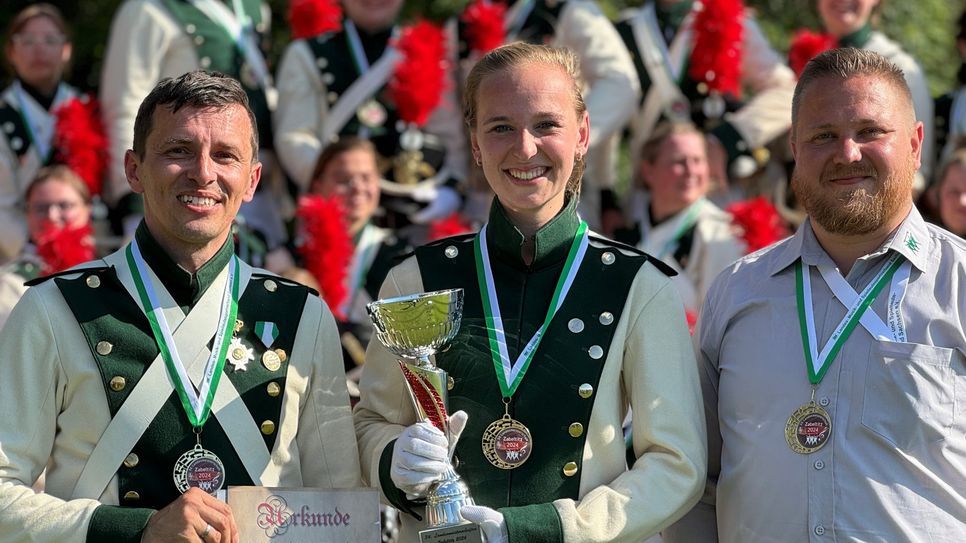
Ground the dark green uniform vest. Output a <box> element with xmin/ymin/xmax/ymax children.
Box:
<box><xmin>39</xmin><ymin>230</ymin><xmax>314</xmax><ymax>511</ymax></box>
<box><xmin>379</xmin><ymin>198</ymin><xmax>672</xmax><ymax>516</ymax></box>
<box><xmin>160</xmin><ymin>0</ymin><xmax>273</xmax><ymax>149</ymax></box>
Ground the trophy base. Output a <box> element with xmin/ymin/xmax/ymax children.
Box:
<box><xmin>419</xmin><ymin>522</ymin><xmax>484</xmax><ymax>543</ymax></box>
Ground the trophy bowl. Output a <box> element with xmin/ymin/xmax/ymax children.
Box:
<box><xmin>367</xmin><ymin>288</ymin><xmax>464</xmax><ymax>364</ymax></box>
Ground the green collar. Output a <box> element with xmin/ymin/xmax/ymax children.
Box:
<box><xmin>134</xmin><ymin>221</ymin><xmax>235</xmax><ymax>309</ymax></box>
<box><xmin>656</xmin><ymin>0</ymin><xmax>693</xmax><ymax>31</ymax></box>
<box><xmin>486</xmin><ymin>196</ymin><xmax>581</xmax><ymax>270</ymax></box>
<box><xmin>838</xmin><ymin>23</ymin><xmax>872</xmax><ymax>48</ymax></box>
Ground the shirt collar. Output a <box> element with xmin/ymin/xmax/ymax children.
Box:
<box><xmin>768</xmin><ymin>207</ymin><xmax>932</xmax><ymax>277</ymax></box>
<box><xmin>134</xmin><ymin>221</ymin><xmax>235</xmax><ymax>308</ymax></box>
<box><xmin>486</xmin><ymin>196</ymin><xmax>581</xmax><ymax>270</ymax></box>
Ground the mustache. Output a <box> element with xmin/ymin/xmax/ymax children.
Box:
<box><xmin>821</xmin><ymin>164</ymin><xmax>878</xmax><ymax>182</ymax></box>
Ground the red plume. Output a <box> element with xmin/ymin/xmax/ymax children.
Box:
<box><xmin>288</xmin><ymin>0</ymin><xmax>342</xmax><ymax>40</ymax></box>
<box><xmin>688</xmin><ymin>0</ymin><xmax>744</xmax><ymax>97</ymax></box>
<box><xmin>788</xmin><ymin>30</ymin><xmax>838</xmax><ymax>78</ymax></box>
<box><xmin>685</xmin><ymin>310</ymin><xmax>698</xmax><ymax>335</ymax></box>
<box><xmin>52</xmin><ymin>96</ymin><xmax>107</xmax><ymax>197</ymax></box>
<box><xmin>461</xmin><ymin>0</ymin><xmax>507</xmax><ymax>55</ymax></box>
<box><xmin>35</xmin><ymin>223</ymin><xmax>95</xmax><ymax>274</ymax></box>
<box><xmin>428</xmin><ymin>213</ymin><xmax>475</xmax><ymax>242</ymax></box>
<box><xmin>389</xmin><ymin>20</ymin><xmax>449</xmax><ymax>127</ymax></box>
<box><xmin>726</xmin><ymin>196</ymin><xmax>789</xmax><ymax>253</ymax></box>
<box><xmin>296</xmin><ymin>195</ymin><xmax>353</xmax><ymax>319</ymax></box>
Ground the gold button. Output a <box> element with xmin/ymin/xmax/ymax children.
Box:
<box><xmin>123</xmin><ymin>453</ymin><xmax>139</xmax><ymax>468</ymax></box>
<box><xmin>568</xmin><ymin>422</ymin><xmax>584</xmax><ymax>438</ymax></box>
<box><xmin>85</xmin><ymin>275</ymin><xmax>101</xmax><ymax>288</ymax></box>
<box><xmin>578</xmin><ymin>383</ymin><xmax>594</xmax><ymax>399</ymax></box>
<box><xmin>96</xmin><ymin>341</ymin><xmax>113</xmax><ymax>356</ymax></box>
<box><xmin>264</xmin><ymin>279</ymin><xmax>278</xmax><ymax>292</ymax></box>
<box><xmin>274</xmin><ymin>348</ymin><xmax>287</xmax><ymax>362</ymax></box>
<box><xmin>260</xmin><ymin>420</ymin><xmax>276</xmax><ymax>435</ymax></box>
<box><xmin>109</xmin><ymin>376</ymin><xmax>126</xmax><ymax>392</ymax></box>
<box><xmin>123</xmin><ymin>491</ymin><xmax>140</xmax><ymax>501</ymax></box>
<box><xmin>234</xmin><ymin>319</ymin><xmax>244</xmax><ymax>334</ymax></box>
<box><xmin>266</xmin><ymin>381</ymin><xmax>281</xmax><ymax>397</ymax></box>
<box><xmin>447</xmin><ymin>376</ymin><xmax>455</xmax><ymax>391</ymax></box>
<box><xmin>562</xmin><ymin>461</ymin><xmax>579</xmax><ymax>477</ymax></box>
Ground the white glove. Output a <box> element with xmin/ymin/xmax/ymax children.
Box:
<box><xmin>390</xmin><ymin>411</ymin><xmax>468</xmax><ymax>497</ymax></box>
<box><xmin>409</xmin><ymin>184</ymin><xmax>462</xmax><ymax>224</ymax></box>
<box><xmin>460</xmin><ymin>505</ymin><xmax>508</xmax><ymax>543</ymax></box>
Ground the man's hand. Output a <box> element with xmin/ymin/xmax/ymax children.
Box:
<box><xmin>141</xmin><ymin>488</ymin><xmax>238</xmax><ymax>543</ymax></box>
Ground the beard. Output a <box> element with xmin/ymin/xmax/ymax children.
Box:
<box><xmin>792</xmin><ymin>160</ymin><xmax>915</xmax><ymax>236</ymax></box>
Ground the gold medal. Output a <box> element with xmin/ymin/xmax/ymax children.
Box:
<box><xmin>482</xmin><ymin>414</ymin><xmax>532</xmax><ymax>469</ymax></box>
<box><xmin>262</xmin><ymin>349</ymin><xmax>282</xmax><ymax>372</ymax></box>
<box><xmin>785</xmin><ymin>401</ymin><xmax>832</xmax><ymax>454</ymax></box>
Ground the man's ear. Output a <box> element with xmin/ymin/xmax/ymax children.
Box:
<box><xmin>125</xmin><ymin>150</ymin><xmax>145</xmax><ymax>194</ymax></box>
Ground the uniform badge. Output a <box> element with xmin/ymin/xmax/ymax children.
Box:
<box><xmin>254</xmin><ymin>321</ymin><xmax>279</xmax><ymax>348</ymax></box>
<box><xmin>227</xmin><ymin>337</ymin><xmax>254</xmax><ymax>372</ymax></box>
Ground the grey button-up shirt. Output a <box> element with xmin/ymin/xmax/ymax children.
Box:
<box><xmin>666</xmin><ymin>207</ymin><xmax>966</xmax><ymax>542</ymax></box>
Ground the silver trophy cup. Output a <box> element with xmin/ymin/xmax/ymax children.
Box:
<box><xmin>367</xmin><ymin>288</ymin><xmax>483</xmax><ymax>543</ymax></box>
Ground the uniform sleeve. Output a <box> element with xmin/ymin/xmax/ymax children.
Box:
<box><xmin>0</xmin><ymin>286</ymin><xmax>103</xmax><ymax>542</ymax></box>
<box><xmin>556</xmin><ymin>1</ymin><xmax>640</xmax><ymax>148</ymax></box>
<box><xmin>662</xmin><ymin>274</ymin><xmax>726</xmax><ymax>542</ymax></box>
<box><xmin>273</xmin><ymin>40</ymin><xmax>327</xmax><ymax>190</ymax></box>
<box><xmin>509</xmin><ymin>268</ymin><xmax>707</xmax><ymax>543</ymax></box>
<box><xmin>99</xmin><ymin>0</ymin><xmax>182</xmax><ymax>207</ymax></box>
<box><xmin>711</xmin><ymin>15</ymin><xmax>795</xmax><ymax>159</ymax></box>
<box><xmin>353</xmin><ymin>257</ymin><xmax>426</xmax><ymax>494</ymax></box>
<box><xmin>297</xmin><ymin>294</ymin><xmax>363</xmax><ymax>489</ymax></box>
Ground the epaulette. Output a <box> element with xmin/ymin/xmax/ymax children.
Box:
<box><xmin>25</xmin><ymin>265</ymin><xmax>109</xmax><ymax>287</ymax></box>
<box><xmin>250</xmin><ymin>271</ymin><xmax>320</xmax><ymax>297</ymax></box>
<box><xmin>588</xmin><ymin>234</ymin><xmax>678</xmax><ymax>278</ymax></box>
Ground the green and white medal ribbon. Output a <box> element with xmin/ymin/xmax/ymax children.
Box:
<box><xmin>796</xmin><ymin>252</ymin><xmax>905</xmax><ymax>384</ymax></box>
<box><xmin>641</xmin><ymin>198</ymin><xmax>705</xmax><ymax>260</ymax></box>
<box><xmin>340</xmin><ymin>224</ymin><xmax>382</xmax><ymax>317</ymax></box>
<box><xmin>474</xmin><ymin>221</ymin><xmax>589</xmax><ymax>398</ymax></box>
<box><xmin>126</xmin><ymin>239</ymin><xmax>239</xmax><ymax>428</ymax></box>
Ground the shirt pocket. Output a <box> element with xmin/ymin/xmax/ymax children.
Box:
<box><xmin>860</xmin><ymin>341</ymin><xmax>958</xmax><ymax>450</ymax></box>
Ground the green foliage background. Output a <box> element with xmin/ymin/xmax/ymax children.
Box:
<box><xmin>1</xmin><ymin>0</ymin><xmax>963</xmax><ymax>95</ymax></box>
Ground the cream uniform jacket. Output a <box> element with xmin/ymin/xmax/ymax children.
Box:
<box><xmin>354</xmin><ymin>198</ymin><xmax>706</xmax><ymax>542</ymax></box>
<box><xmin>0</xmin><ymin>232</ymin><xmax>361</xmax><ymax>542</ymax></box>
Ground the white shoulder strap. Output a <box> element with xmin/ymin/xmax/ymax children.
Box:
<box><xmin>320</xmin><ymin>47</ymin><xmax>402</xmax><ymax>146</ymax></box>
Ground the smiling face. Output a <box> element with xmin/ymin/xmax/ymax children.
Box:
<box><xmin>939</xmin><ymin>162</ymin><xmax>966</xmax><ymax>236</ymax></box>
<box><xmin>5</xmin><ymin>15</ymin><xmax>71</xmax><ymax>93</ymax></box>
<box><xmin>310</xmin><ymin>147</ymin><xmax>381</xmax><ymax>234</ymax></box>
<box><xmin>791</xmin><ymin>74</ymin><xmax>921</xmax><ymax>236</ymax></box>
<box><xmin>342</xmin><ymin>0</ymin><xmax>403</xmax><ymax>32</ymax></box>
<box><xmin>641</xmin><ymin>130</ymin><xmax>710</xmax><ymax>220</ymax></box>
<box><xmin>470</xmin><ymin>62</ymin><xmax>590</xmax><ymax>230</ymax></box>
<box><xmin>818</xmin><ymin>0</ymin><xmax>880</xmax><ymax>37</ymax></box>
<box><xmin>125</xmin><ymin>104</ymin><xmax>260</xmax><ymax>265</ymax></box>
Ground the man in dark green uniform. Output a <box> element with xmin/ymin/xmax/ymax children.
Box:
<box><xmin>0</xmin><ymin>71</ymin><xmax>360</xmax><ymax>543</ymax></box>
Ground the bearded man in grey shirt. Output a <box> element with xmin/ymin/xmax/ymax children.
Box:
<box><xmin>665</xmin><ymin>48</ymin><xmax>966</xmax><ymax>543</ymax></box>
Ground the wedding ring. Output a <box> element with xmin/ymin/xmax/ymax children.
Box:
<box><xmin>201</xmin><ymin>523</ymin><xmax>212</xmax><ymax>541</ymax></box>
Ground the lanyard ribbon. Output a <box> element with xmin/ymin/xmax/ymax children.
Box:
<box><xmin>474</xmin><ymin>221</ymin><xmax>589</xmax><ymax>398</ymax></box>
<box><xmin>640</xmin><ymin>198</ymin><xmax>704</xmax><ymax>259</ymax></box>
<box><xmin>796</xmin><ymin>253</ymin><xmax>906</xmax><ymax>384</ymax></box>
<box><xmin>340</xmin><ymin>224</ymin><xmax>381</xmax><ymax>316</ymax></box>
<box><xmin>126</xmin><ymin>240</ymin><xmax>239</xmax><ymax>428</ymax></box>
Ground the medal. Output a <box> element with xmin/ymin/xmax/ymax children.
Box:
<box><xmin>790</xmin><ymin>255</ymin><xmax>906</xmax><ymax>454</ymax></box>
<box><xmin>482</xmin><ymin>410</ymin><xmax>532</xmax><ymax>469</ymax></box>
<box><xmin>262</xmin><ymin>349</ymin><xmax>282</xmax><ymax>372</ymax></box>
<box><xmin>785</xmin><ymin>394</ymin><xmax>832</xmax><ymax>454</ymax></box>
<box><xmin>356</xmin><ymin>99</ymin><xmax>387</xmax><ymax>129</ymax></box>
<box><xmin>126</xmin><ymin>240</ymin><xmax>240</xmax><ymax>490</ymax></box>
<box><xmin>173</xmin><ymin>440</ymin><xmax>226</xmax><ymax>495</ymax></box>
